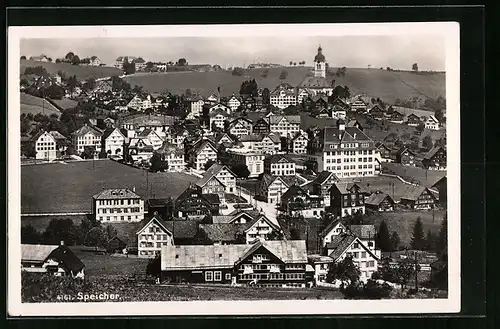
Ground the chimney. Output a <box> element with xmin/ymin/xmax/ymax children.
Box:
<box><xmin>60</xmin><ymin>240</ymin><xmax>64</xmax><ymax>246</ymax></box>
<box><xmin>132</xmin><ymin>186</ymin><xmax>136</xmax><ymax>192</ymax></box>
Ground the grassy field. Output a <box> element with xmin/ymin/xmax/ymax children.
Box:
<box><xmin>20</xmin><ymin>60</ymin><xmax>122</xmax><ymax>80</ymax></box>
<box><xmin>20</xmin><ymin>93</ymin><xmax>61</xmax><ymax>116</ymax></box>
<box><xmin>21</xmin><ymin>215</ymin><xmax>88</xmax><ymax>232</ymax></box>
<box><xmin>349</xmin><ymin>175</ymin><xmax>415</xmax><ymax>202</ymax></box>
<box><xmin>382</xmin><ymin>163</ymin><xmax>446</xmax><ymax>187</ymax></box>
<box><xmin>367</xmin><ymin>210</ymin><xmax>446</xmax><ymax>247</ymax></box>
<box><xmin>49</xmin><ymin>97</ymin><xmax>78</xmax><ymax>110</ymax></box>
<box><xmin>21</xmin><ymin>160</ymin><xmax>198</xmax><ymax>214</ymax></box>
<box><xmin>124</xmin><ymin>67</ymin><xmax>445</xmax><ymax>105</ymax></box>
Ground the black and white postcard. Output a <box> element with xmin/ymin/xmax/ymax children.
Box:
<box><xmin>8</xmin><ymin>22</ymin><xmax>460</xmax><ymax>316</ymax></box>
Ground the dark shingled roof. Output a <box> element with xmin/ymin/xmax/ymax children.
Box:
<box><xmin>348</xmin><ymin>225</ymin><xmax>376</xmax><ymax>240</ymax></box>
<box><xmin>313</xmin><ymin>171</ymin><xmax>338</xmax><ymax>186</ymax></box>
<box><xmin>423</xmin><ymin>146</ymin><xmax>445</xmax><ymax>160</ymax></box>
<box><xmin>198</xmin><ymin>223</ymin><xmax>247</xmax><ymax>242</ymax></box>
<box><xmin>365</xmin><ymin>192</ymin><xmax>394</xmax><ymax>206</ymax></box>
<box><xmin>92</xmin><ymin>188</ymin><xmax>142</xmax><ymax>200</ymax></box>
<box><xmin>22</xmin><ymin>244</ymin><xmax>85</xmax><ymax>274</ymax></box>
<box><xmin>400</xmin><ymin>185</ymin><xmax>430</xmax><ymax>201</ymax></box>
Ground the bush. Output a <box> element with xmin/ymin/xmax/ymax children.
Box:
<box><xmin>232</xmin><ymin>67</ymin><xmax>244</xmax><ymax>76</ymax></box>
<box><xmin>340</xmin><ymin>279</ymin><xmax>393</xmax><ymax>299</ymax></box>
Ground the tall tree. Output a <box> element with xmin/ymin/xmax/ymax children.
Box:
<box><xmin>375</xmin><ymin>220</ymin><xmax>392</xmax><ymax>252</ymax></box>
<box><xmin>71</xmin><ymin>55</ymin><xmax>80</xmax><ymax>65</ymax></box>
<box><xmin>412</xmin><ymin>63</ymin><xmax>419</xmax><ymax>72</ymax></box>
<box><xmin>230</xmin><ymin>163</ymin><xmax>250</xmax><ymax>179</ymax></box>
<box><xmin>84</xmin><ymin>227</ymin><xmax>107</xmax><ymax>250</ymax></box>
<box><xmin>411</xmin><ymin>217</ymin><xmax>425</xmax><ymax>250</ymax></box>
<box><xmin>390</xmin><ymin>231</ymin><xmax>401</xmax><ymax>251</ymax></box>
<box><xmin>177</xmin><ymin>58</ymin><xmax>187</xmax><ymax>66</ymax></box>
<box><xmin>437</xmin><ymin>217</ymin><xmax>447</xmax><ymax>258</ymax></box>
<box><xmin>326</xmin><ymin>256</ymin><xmax>361</xmax><ymax>285</ymax></box>
<box><xmin>43</xmin><ymin>219</ymin><xmax>79</xmax><ymax>246</ymax></box>
<box><xmin>422</xmin><ymin>135</ymin><xmax>433</xmax><ymax>151</ymax></box>
<box><xmin>21</xmin><ymin>225</ymin><xmax>42</xmax><ymax>244</ymax></box>
<box><xmin>424</xmin><ymin>229</ymin><xmax>437</xmax><ymax>251</ymax></box>
<box><xmin>65</xmin><ymin>52</ymin><xmax>75</xmax><ymax>61</ymax></box>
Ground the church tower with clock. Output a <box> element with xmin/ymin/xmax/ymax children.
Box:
<box><xmin>314</xmin><ymin>45</ymin><xmax>326</xmax><ymax>78</ymax></box>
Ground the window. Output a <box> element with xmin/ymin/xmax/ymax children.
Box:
<box><xmin>361</xmin><ymin>252</ymin><xmax>367</xmax><ymax>258</ymax></box>
<box><xmin>353</xmin><ymin>252</ymin><xmax>359</xmax><ymax>258</ymax></box>
<box><xmin>353</xmin><ymin>243</ymin><xmax>360</xmax><ymax>249</ymax></box>
<box><xmin>205</xmin><ymin>271</ymin><xmax>213</xmax><ymax>282</ymax></box>
<box><xmin>225</xmin><ymin>273</ymin><xmax>232</xmax><ymax>280</ymax></box>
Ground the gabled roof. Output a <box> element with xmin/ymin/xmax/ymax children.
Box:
<box><xmin>128</xmin><ymin>138</ymin><xmax>154</xmax><ymax>150</ymax></box>
<box><xmin>400</xmin><ymin>185</ymin><xmax>433</xmax><ymax>201</ymax></box>
<box><xmin>327</xmin><ymin>233</ymin><xmax>379</xmax><ymax>261</ymax></box>
<box><xmin>156</xmin><ymin>143</ymin><xmax>184</xmax><ymax>157</ymax></box>
<box><xmin>93</xmin><ymin>188</ymin><xmax>142</xmax><ymax>200</ymax></box>
<box><xmin>209</xmin><ymin>108</ymin><xmax>231</xmax><ymax>118</ymax></box>
<box><xmin>280</xmin><ymin>184</ymin><xmax>309</xmax><ymax>203</ymax></box>
<box><xmin>21</xmin><ymin>244</ymin><xmax>85</xmax><ymax>274</ymax></box>
<box><xmin>197</xmin><ymin>163</ymin><xmax>236</xmax><ymax>187</ymax></box>
<box><xmin>298</xmin><ymin>76</ymin><xmax>332</xmax><ymax>88</ymax></box>
<box><xmin>234</xmin><ymin>240</ymin><xmax>307</xmax><ymax>267</ymax></box>
<box><xmin>313</xmin><ymin>171</ymin><xmax>339</xmax><ymax>186</ymax></box>
<box><xmin>102</xmin><ymin>127</ymin><xmax>125</xmax><ymax>140</ymax></box>
<box><xmin>239</xmin><ymin>134</ymin><xmax>263</xmax><ymax>142</ymax></box>
<box><xmin>423</xmin><ymin>146</ymin><xmax>445</xmax><ymax>160</ymax></box>
<box><xmin>136</xmin><ymin>216</ymin><xmax>173</xmax><ymax>236</ymax></box>
<box><xmin>199</xmin><ymin>223</ymin><xmax>247</xmax><ymax>242</ymax></box>
<box><xmin>30</xmin><ymin>130</ymin><xmax>55</xmax><ymax>142</ymax></box>
<box><xmin>164</xmin><ymin>220</ymin><xmax>199</xmax><ymax>239</ymax></box>
<box><xmin>49</xmin><ymin>131</ymin><xmax>67</xmax><ymax>140</ymax></box>
<box><xmin>331</xmin><ymin>182</ymin><xmax>364</xmax><ymax>195</ymax></box>
<box><xmin>192</xmin><ymin>139</ymin><xmax>217</xmax><ymax>155</ymax></box>
<box><xmin>263</xmin><ymin>133</ymin><xmax>281</xmax><ymax>143</ymax></box>
<box><xmin>268</xmin><ymin>115</ymin><xmax>301</xmax><ymax>125</ymax></box>
<box><xmin>395</xmin><ymin>146</ymin><xmax>416</xmax><ymax>156</ymax></box>
<box><xmin>320</xmin><ymin>219</ymin><xmax>345</xmax><ymax>238</ymax></box>
<box><xmin>72</xmin><ymin>124</ymin><xmax>103</xmax><ymax>137</ymax></box>
<box><xmin>264</xmin><ymin>154</ymin><xmax>293</xmax><ymax>164</ymax></box>
<box><xmin>196</xmin><ymin>175</ymin><xmax>225</xmax><ymax>189</ymax></box>
<box><xmin>365</xmin><ymin>192</ymin><xmax>394</xmax><ymax>206</ymax></box>
<box><xmin>291</xmin><ymin>132</ymin><xmax>308</xmax><ymax>142</ymax></box>
<box><xmin>348</xmin><ymin>225</ymin><xmax>376</xmax><ymax>240</ymax></box>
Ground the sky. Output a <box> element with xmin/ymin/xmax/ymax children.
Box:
<box><xmin>20</xmin><ymin>35</ymin><xmax>446</xmax><ymax>71</ymax></box>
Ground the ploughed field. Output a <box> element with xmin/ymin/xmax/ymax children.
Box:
<box><xmin>21</xmin><ymin>160</ymin><xmax>197</xmax><ymax>214</ymax></box>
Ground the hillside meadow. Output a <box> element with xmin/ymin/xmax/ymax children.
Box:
<box><xmin>20</xmin><ymin>60</ymin><xmax>122</xmax><ymax>80</ymax></box>
<box><xmin>20</xmin><ymin>93</ymin><xmax>61</xmax><ymax>116</ymax></box>
<box><xmin>21</xmin><ymin>160</ymin><xmax>198</xmax><ymax>214</ymax></box>
<box><xmin>125</xmin><ymin>67</ymin><xmax>446</xmax><ymax>105</ymax></box>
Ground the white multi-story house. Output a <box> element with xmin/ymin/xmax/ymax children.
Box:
<box><xmin>264</xmin><ymin>154</ymin><xmax>296</xmax><ymax>176</ymax></box>
<box><xmin>126</xmin><ymin>138</ymin><xmax>154</xmax><ymax>162</ymax></box>
<box><xmin>315</xmin><ymin>120</ymin><xmax>379</xmax><ymax>178</ymax></box>
<box><xmin>133</xmin><ymin>57</ymin><xmax>146</xmax><ymax>71</ymax></box>
<box><xmin>260</xmin><ymin>133</ymin><xmax>282</xmax><ymax>154</ymax></box>
<box><xmin>331</xmin><ymin>109</ymin><xmax>347</xmax><ymax>120</ymax></box>
<box><xmin>268</xmin><ymin>115</ymin><xmax>301</xmax><ymax>138</ymax></box>
<box><xmin>71</xmin><ymin>124</ymin><xmax>103</xmax><ymax>155</ymax></box>
<box><xmin>228</xmin><ymin>117</ymin><xmax>253</xmax><ymax>137</ymax></box>
<box><xmin>185</xmin><ymin>95</ymin><xmax>206</xmax><ymax>119</ymax></box>
<box><xmin>291</xmin><ymin>131</ymin><xmax>309</xmax><ymax>154</ymax></box>
<box><xmin>136</xmin><ymin>215</ymin><xmax>174</xmax><ymax>258</ymax></box>
<box><xmin>424</xmin><ymin>115</ymin><xmax>440</xmax><ymax>130</ymax></box>
<box><xmin>200</xmin><ymin>163</ymin><xmax>237</xmax><ymax>194</ymax></box>
<box><xmin>189</xmin><ymin>139</ymin><xmax>218</xmax><ymax>171</ymax></box>
<box><xmin>326</xmin><ymin>232</ymin><xmax>381</xmax><ymax>282</ymax></box>
<box><xmin>31</xmin><ymin>130</ymin><xmax>57</xmax><ymax>161</ymax></box>
<box><xmin>205</xmin><ymin>103</ymin><xmax>232</xmax><ymax>116</ymax></box>
<box><xmin>127</xmin><ymin>94</ymin><xmax>153</xmax><ymax>111</ymax></box>
<box><xmin>92</xmin><ymin>188</ymin><xmax>144</xmax><ymax>222</ymax></box>
<box><xmin>227</xmin><ymin>95</ymin><xmax>241</xmax><ymax>111</ymax></box>
<box><xmin>259</xmin><ymin>174</ymin><xmax>294</xmax><ymax>204</ymax></box>
<box><xmin>156</xmin><ymin>143</ymin><xmax>186</xmax><ymax>172</ymax></box>
<box><xmin>226</xmin><ymin>150</ymin><xmax>265</xmax><ymax>178</ymax></box>
<box><xmin>270</xmin><ymin>82</ymin><xmax>297</xmax><ymax>109</ymax></box>
<box><xmin>137</xmin><ymin>129</ymin><xmax>164</xmax><ymax>150</ymax></box>
<box><xmin>208</xmin><ymin>108</ymin><xmax>231</xmax><ymax>131</ymax></box>
<box><xmin>114</xmin><ymin>56</ymin><xmax>137</xmax><ymax>70</ymax></box>
<box><xmin>102</xmin><ymin>128</ymin><xmax>125</xmax><ymax>157</ymax></box>
<box><xmin>320</xmin><ymin>219</ymin><xmax>347</xmax><ymax>247</ymax></box>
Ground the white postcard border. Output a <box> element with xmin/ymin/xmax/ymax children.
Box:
<box><xmin>8</xmin><ymin>22</ymin><xmax>460</xmax><ymax>316</ymax></box>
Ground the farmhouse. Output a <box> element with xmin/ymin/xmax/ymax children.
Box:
<box><xmin>432</xmin><ymin>176</ymin><xmax>447</xmax><ymax>207</ymax></box>
<box><xmin>114</xmin><ymin>56</ymin><xmax>138</xmax><ymax>69</ymax></box>
<box><xmin>205</xmin><ymin>108</ymin><xmax>231</xmax><ymax>131</ymax></box>
<box><xmin>390</xmin><ymin>110</ymin><xmax>405</xmax><ymax>124</ymax></box>
<box><xmin>160</xmin><ymin>240</ymin><xmax>309</xmax><ymax>287</ymax></box>
<box><xmin>155</xmin><ymin>143</ymin><xmax>186</xmax><ymax>172</ymax></box>
<box><xmin>279</xmin><ymin>184</ymin><xmax>322</xmax><ymax>218</ymax></box>
<box><xmin>329</xmin><ymin>182</ymin><xmax>367</xmax><ymax>218</ymax></box>
<box><xmin>364</xmin><ymin>191</ymin><xmax>395</xmax><ymax>212</ymax></box>
<box><xmin>189</xmin><ymin>139</ymin><xmax>218</xmax><ymax>171</ymax></box>
<box><xmin>320</xmin><ymin>219</ymin><xmax>347</xmax><ymax>247</ymax></box>
<box><xmin>72</xmin><ymin>124</ymin><xmax>103</xmax><ymax>155</ymax></box>
<box><xmin>347</xmin><ymin>225</ymin><xmax>377</xmax><ymax>250</ymax></box>
<box><xmin>268</xmin><ymin>115</ymin><xmax>301</xmax><ymax>138</ymax></box>
<box><xmin>228</xmin><ymin>117</ymin><xmax>253</xmax><ymax>137</ymax></box>
<box><xmin>126</xmin><ymin>138</ymin><xmax>154</xmax><ymax>162</ymax></box>
<box><xmin>406</xmin><ymin>113</ymin><xmax>421</xmax><ymax>127</ymax></box>
<box><xmin>136</xmin><ymin>215</ymin><xmax>174</xmax><ymax>258</ymax></box>
<box><xmin>422</xmin><ymin>146</ymin><xmax>446</xmax><ymax>170</ymax></box>
<box><xmin>305</xmin><ymin>171</ymin><xmax>340</xmax><ymax>207</ymax></box>
<box><xmin>253</xmin><ymin>117</ymin><xmax>271</xmax><ymax>135</ymax></box>
<box><xmin>227</xmin><ymin>95</ymin><xmax>242</xmax><ymax>111</ymax></box>
<box><xmin>30</xmin><ymin>130</ymin><xmax>57</xmax><ymax>161</ymax></box>
<box><xmin>92</xmin><ymin>188</ymin><xmax>145</xmax><ymax>222</ymax></box>
<box><xmin>395</xmin><ymin>146</ymin><xmax>417</xmax><ymax>166</ymax></box>
<box><xmin>307</xmin><ymin>254</ymin><xmax>334</xmax><ymax>283</ymax></box>
<box><xmin>259</xmin><ymin>174</ymin><xmax>296</xmax><ymax>204</ymax></box>
<box><xmin>368</xmin><ymin>104</ymin><xmax>385</xmax><ymax>120</ymax></box>
<box><xmin>375</xmin><ymin>142</ymin><xmax>395</xmax><ymax>163</ymax></box>
<box><xmin>400</xmin><ymin>185</ymin><xmax>437</xmax><ymax>210</ymax></box>
<box><xmin>198</xmin><ymin>162</ymin><xmax>237</xmax><ymax>194</ymax></box>
<box><xmin>21</xmin><ymin>242</ymin><xmax>85</xmax><ymax>278</ymax></box>
<box><xmin>291</xmin><ymin>131</ymin><xmax>309</xmax><ymax>154</ymax></box>
<box><xmin>349</xmin><ymin>97</ymin><xmax>368</xmax><ymax>112</ymax></box>
<box><xmin>175</xmin><ymin>184</ymin><xmax>220</xmax><ymax>219</ymax></box>
<box><xmin>325</xmin><ymin>233</ymin><xmax>380</xmax><ymax>281</ymax></box>
<box><xmin>137</xmin><ymin>128</ymin><xmax>163</xmax><ymax>150</ymax></box>
<box><xmin>424</xmin><ymin>115</ymin><xmax>440</xmax><ymax>130</ymax></box>
<box><xmin>270</xmin><ymin>82</ymin><xmax>298</xmax><ymax>109</ymax></box>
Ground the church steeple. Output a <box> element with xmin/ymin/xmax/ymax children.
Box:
<box><xmin>314</xmin><ymin>45</ymin><xmax>326</xmax><ymax>78</ymax></box>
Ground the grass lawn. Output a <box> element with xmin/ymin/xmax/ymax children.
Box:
<box><xmin>345</xmin><ymin>175</ymin><xmax>413</xmax><ymax>202</ymax></box>
<box><xmin>50</xmin><ymin>97</ymin><xmax>78</xmax><ymax>110</ymax></box>
<box><xmin>366</xmin><ymin>210</ymin><xmax>446</xmax><ymax>248</ymax></box>
<box><xmin>21</xmin><ymin>93</ymin><xmax>61</xmax><ymax>116</ymax></box>
<box><xmin>21</xmin><ymin>160</ymin><xmax>198</xmax><ymax>213</ymax></box>
<box><xmin>382</xmin><ymin>162</ymin><xmax>446</xmax><ymax>187</ymax></box>
<box><xmin>20</xmin><ymin>60</ymin><xmax>122</xmax><ymax>80</ymax></box>
<box><xmin>21</xmin><ymin>215</ymin><xmax>88</xmax><ymax>232</ymax></box>
<box><xmin>125</xmin><ymin>66</ymin><xmax>445</xmax><ymax>105</ymax></box>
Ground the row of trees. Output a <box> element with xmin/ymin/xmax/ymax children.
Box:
<box><xmin>21</xmin><ymin>218</ymin><xmax>123</xmax><ymax>252</ymax></box>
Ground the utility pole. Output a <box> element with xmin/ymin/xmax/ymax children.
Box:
<box><xmin>414</xmin><ymin>251</ymin><xmax>419</xmax><ymax>292</ymax></box>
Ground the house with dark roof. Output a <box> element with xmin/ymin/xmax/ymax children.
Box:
<box><xmin>347</xmin><ymin>225</ymin><xmax>377</xmax><ymax>250</ymax></box>
<box><xmin>279</xmin><ymin>184</ymin><xmax>314</xmax><ymax>214</ymax></box>
<box><xmin>320</xmin><ymin>219</ymin><xmax>347</xmax><ymax>247</ymax></box>
<box><xmin>188</xmin><ymin>139</ymin><xmax>218</xmax><ymax>171</ymax></box>
<box><xmin>228</xmin><ymin>117</ymin><xmax>253</xmax><ymax>137</ymax></box>
<box><xmin>395</xmin><ymin>146</ymin><xmax>417</xmax><ymax>166</ymax></box>
<box><xmin>346</xmin><ymin>120</ymin><xmax>363</xmax><ymax>131</ymax></box>
<box><xmin>305</xmin><ymin>171</ymin><xmax>339</xmax><ymax>207</ymax></box>
<box><xmin>406</xmin><ymin>113</ymin><xmax>421</xmax><ymax>126</ymax></box>
<box><xmin>199</xmin><ymin>163</ymin><xmax>237</xmax><ymax>194</ymax></box>
<box><xmin>125</xmin><ymin>137</ymin><xmax>154</xmax><ymax>163</ymax></box>
<box><xmin>365</xmin><ymin>191</ymin><xmax>395</xmax><ymax>212</ymax></box>
<box><xmin>160</xmin><ymin>240</ymin><xmax>309</xmax><ymax>287</ymax></box>
<box><xmin>368</xmin><ymin>104</ymin><xmax>385</xmax><ymax>120</ymax></box>
<box><xmin>325</xmin><ymin>233</ymin><xmax>380</xmax><ymax>282</ymax></box>
<box><xmin>252</xmin><ymin>117</ymin><xmax>270</xmax><ymax>135</ymax></box>
<box><xmin>175</xmin><ymin>184</ymin><xmax>220</xmax><ymax>219</ymax></box>
<box><xmin>422</xmin><ymin>146</ymin><xmax>446</xmax><ymax>170</ymax></box>
<box><xmin>92</xmin><ymin>188</ymin><xmax>144</xmax><ymax>222</ymax></box>
<box><xmin>291</xmin><ymin>131</ymin><xmax>309</xmax><ymax>154</ymax></box>
<box><xmin>390</xmin><ymin>110</ymin><xmax>405</xmax><ymax>124</ymax></box>
<box><xmin>329</xmin><ymin>182</ymin><xmax>368</xmax><ymax>217</ymax></box>
<box><xmin>375</xmin><ymin>142</ymin><xmax>395</xmax><ymax>163</ymax></box>
<box><xmin>102</xmin><ymin>127</ymin><xmax>125</xmax><ymax>157</ymax></box>
<box><xmin>258</xmin><ymin>174</ymin><xmax>296</xmax><ymax>204</ymax></box>
<box><xmin>21</xmin><ymin>242</ymin><xmax>85</xmax><ymax>278</ymax></box>
<box><xmin>400</xmin><ymin>185</ymin><xmax>437</xmax><ymax>210</ymax></box>
<box><xmin>268</xmin><ymin>115</ymin><xmax>301</xmax><ymax>138</ymax></box>
<box><xmin>264</xmin><ymin>154</ymin><xmax>296</xmax><ymax>176</ymax></box>
<box><xmin>431</xmin><ymin>176</ymin><xmax>447</xmax><ymax>207</ymax></box>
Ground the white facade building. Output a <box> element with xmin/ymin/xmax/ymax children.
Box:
<box><xmin>92</xmin><ymin>188</ymin><xmax>144</xmax><ymax>222</ymax></box>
